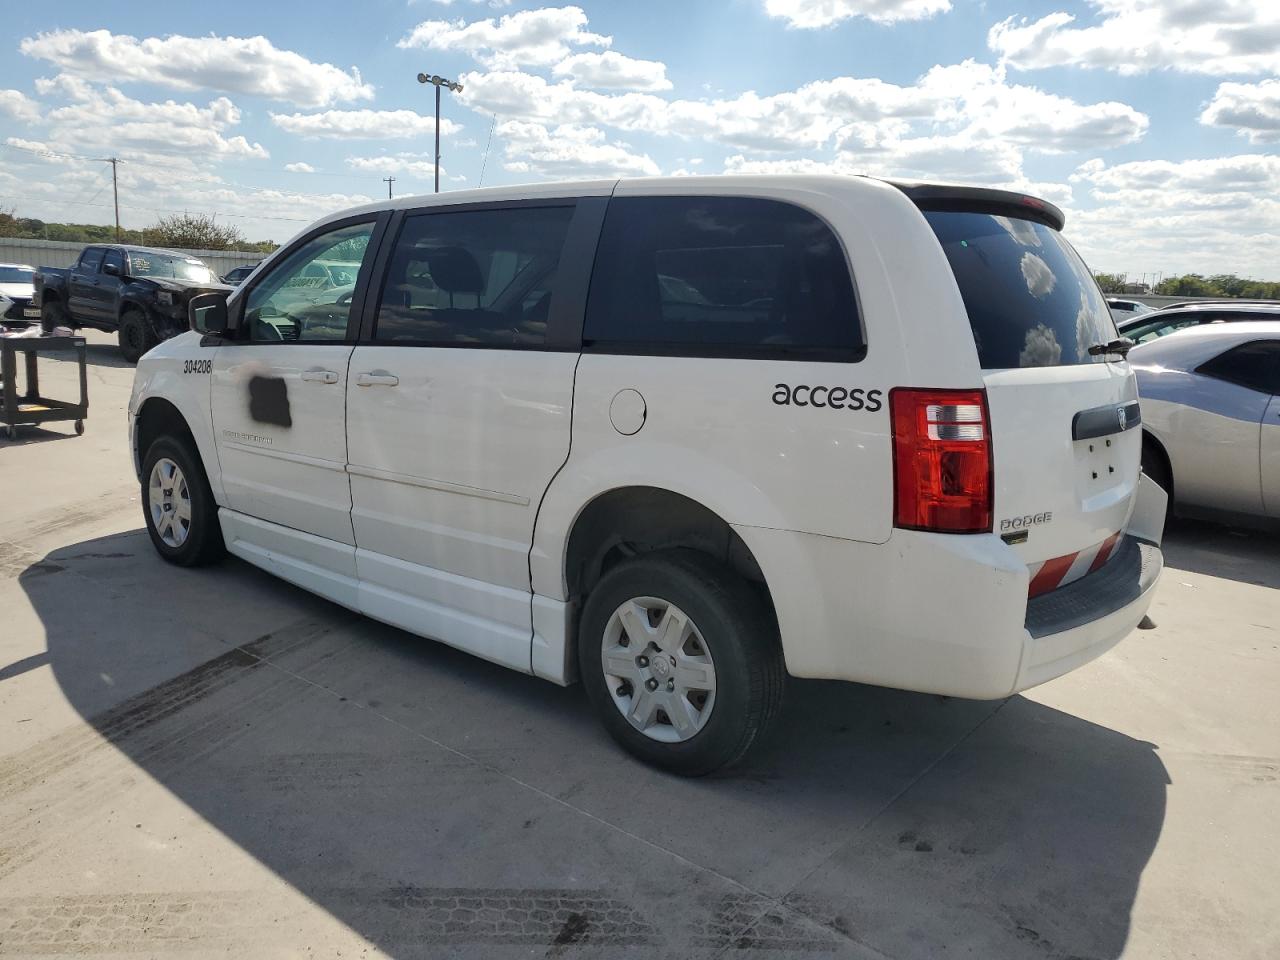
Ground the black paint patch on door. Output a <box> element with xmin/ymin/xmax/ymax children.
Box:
<box><xmin>248</xmin><ymin>375</ymin><xmax>292</xmax><ymax>428</ymax></box>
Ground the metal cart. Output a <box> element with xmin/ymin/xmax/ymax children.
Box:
<box><xmin>0</xmin><ymin>336</ymin><xmax>89</xmax><ymax>441</ymax></box>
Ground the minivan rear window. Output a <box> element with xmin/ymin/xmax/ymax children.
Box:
<box><xmin>585</xmin><ymin>196</ymin><xmax>862</xmax><ymax>358</ymax></box>
<box><xmin>923</xmin><ymin>210</ymin><xmax>1116</xmax><ymax>369</ymax></box>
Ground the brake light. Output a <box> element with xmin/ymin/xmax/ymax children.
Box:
<box><xmin>890</xmin><ymin>388</ymin><xmax>993</xmax><ymax>533</ymax></box>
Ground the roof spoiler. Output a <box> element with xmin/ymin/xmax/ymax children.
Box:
<box><xmin>887</xmin><ymin>181</ymin><xmax>1066</xmax><ymax>231</ymax></box>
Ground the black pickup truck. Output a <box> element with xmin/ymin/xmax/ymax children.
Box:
<box><xmin>33</xmin><ymin>244</ymin><xmax>231</xmax><ymax>362</ymax></box>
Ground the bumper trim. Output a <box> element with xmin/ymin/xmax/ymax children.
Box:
<box><xmin>1024</xmin><ymin>534</ymin><xmax>1160</xmax><ymax>639</ymax></box>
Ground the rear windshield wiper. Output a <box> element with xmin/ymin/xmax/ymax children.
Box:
<box><xmin>1087</xmin><ymin>337</ymin><xmax>1135</xmax><ymax>359</ymax></box>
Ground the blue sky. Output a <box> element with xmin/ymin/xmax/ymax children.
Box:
<box><xmin>1</xmin><ymin>0</ymin><xmax>1277</xmax><ymax>277</ymax></box>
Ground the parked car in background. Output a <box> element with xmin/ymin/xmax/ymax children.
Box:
<box><xmin>1119</xmin><ymin>301</ymin><xmax>1280</xmax><ymax>344</ymax></box>
<box><xmin>1131</xmin><ymin>322</ymin><xmax>1280</xmax><ymax>523</ymax></box>
<box><xmin>130</xmin><ymin>175</ymin><xmax>1166</xmax><ymax>773</ymax></box>
<box><xmin>33</xmin><ymin>245</ymin><xmax>231</xmax><ymax>362</ymax></box>
<box><xmin>1106</xmin><ymin>297</ymin><xmax>1155</xmax><ymax>324</ymax></box>
<box><xmin>221</xmin><ymin>263</ymin><xmax>260</xmax><ymax>286</ymax></box>
<box><xmin>0</xmin><ymin>263</ymin><xmax>39</xmax><ymax>328</ymax></box>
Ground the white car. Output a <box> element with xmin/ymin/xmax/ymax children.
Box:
<box><xmin>129</xmin><ymin>176</ymin><xmax>1166</xmax><ymax>773</ymax></box>
<box><xmin>1131</xmin><ymin>321</ymin><xmax>1280</xmax><ymax>522</ymax></box>
<box><xmin>1107</xmin><ymin>297</ymin><xmax>1155</xmax><ymax>324</ymax></box>
<box><xmin>0</xmin><ymin>262</ymin><xmax>39</xmax><ymax>327</ymax></box>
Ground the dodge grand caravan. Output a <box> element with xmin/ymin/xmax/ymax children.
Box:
<box><xmin>129</xmin><ymin>176</ymin><xmax>1167</xmax><ymax>774</ymax></box>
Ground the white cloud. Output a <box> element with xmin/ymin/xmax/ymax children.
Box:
<box><xmin>551</xmin><ymin>51</ymin><xmax>672</xmax><ymax>91</ymax></box>
<box><xmin>497</xmin><ymin>120</ymin><xmax>659</xmax><ymax>177</ymax></box>
<box><xmin>284</xmin><ymin>161</ymin><xmax>316</xmax><ymax>173</ymax></box>
<box><xmin>346</xmin><ymin>154</ymin><xmax>444</xmax><ymax>179</ymax></box>
<box><xmin>765</xmin><ymin>0</ymin><xmax>951</xmax><ymax>28</ymax></box>
<box><xmin>19</xmin><ymin>29</ymin><xmax>372</xmax><ymax>108</ymax></box>
<box><xmin>1200</xmin><ymin>79</ymin><xmax>1280</xmax><ymax>143</ymax></box>
<box><xmin>989</xmin><ymin>1</ymin><xmax>1280</xmax><ymax>76</ymax></box>
<box><xmin>0</xmin><ymin>89</ymin><xmax>40</xmax><ymax>124</ymax></box>
<box><xmin>271</xmin><ymin>109</ymin><xmax>462</xmax><ymax>140</ymax></box>
<box><xmin>398</xmin><ymin>6</ymin><xmax>609</xmax><ymax>69</ymax></box>
<box><xmin>460</xmin><ymin>61</ymin><xmax>1146</xmax><ymax>154</ymax></box>
<box><xmin>37</xmin><ymin>78</ymin><xmax>269</xmax><ymax>159</ymax></box>
<box><xmin>1065</xmin><ymin>154</ymin><xmax>1280</xmax><ymax>276</ymax></box>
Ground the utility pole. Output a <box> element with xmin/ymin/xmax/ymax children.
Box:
<box><xmin>417</xmin><ymin>72</ymin><xmax>463</xmax><ymax>193</ymax></box>
<box><xmin>384</xmin><ymin>176</ymin><xmax>396</xmax><ymax>199</ymax></box>
<box><xmin>100</xmin><ymin>157</ymin><xmax>121</xmax><ymax>241</ymax></box>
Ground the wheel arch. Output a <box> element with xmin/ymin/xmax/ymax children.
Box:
<box><xmin>1141</xmin><ymin>428</ymin><xmax>1174</xmax><ymax>503</ymax></box>
<box><xmin>553</xmin><ymin>486</ymin><xmax>779</xmax><ymax>684</ymax></box>
<box><xmin>132</xmin><ymin>392</ymin><xmax>224</xmax><ymax>504</ymax></box>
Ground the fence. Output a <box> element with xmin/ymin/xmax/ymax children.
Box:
<box><xmin>0</xmin><ymin>237</ymin><xmax>264</xmax><ymax>279</ymax></box>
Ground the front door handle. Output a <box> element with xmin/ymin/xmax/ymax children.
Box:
<box><xmin>300</xmin><ymin>369</ymin><xmax>340</xmax><ymax>384</ymax></box>
<box><xmin>356</xmin><ymin>372</ymin><xmax>399</xmax><ymax>387</ymax></box>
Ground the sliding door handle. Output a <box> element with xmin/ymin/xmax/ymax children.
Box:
<box><xmin>300</xmin><ymin>369</ymin><xmax>340</xmax><ymax>384</ymax></box>
<box><xmin>356</xmin><ymin>372</ymin><xmax>399</xmax><ymax>387</ymax></box>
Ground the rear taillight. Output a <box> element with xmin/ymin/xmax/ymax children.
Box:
<box><xmin>890</xmin><ymin>388</ymin><xmax>993</xmax><ymax>534</ymax></box>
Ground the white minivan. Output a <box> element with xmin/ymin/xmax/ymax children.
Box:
<box><xmin>130</xmin><ymin>175</ymin><xmax>1167</xmax><ymax>774</ymax></box>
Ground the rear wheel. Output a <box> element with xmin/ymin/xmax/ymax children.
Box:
<box><xmin>142</xmin><ymin>435</ymin><xmax>224</xmax><ymax>566</ymax></box>
<box><xmin>118</xmin><ymin>308</ymin><xmax>156</xmax><ymax>364</ymax></box>
<box><xmin>578</xmin><ymin>550</ymin><xmax>783</xmax><ymax>776</ymax></box>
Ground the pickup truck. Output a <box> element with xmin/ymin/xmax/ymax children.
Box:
<box><xmin>34</xmin><ymin>244</ymin><xmax>231</xmax><ymax>362</ymax></box>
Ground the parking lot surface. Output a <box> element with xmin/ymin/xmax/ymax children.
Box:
<box><xmin>1</xmin><ymin>331</ymin><xmax>1277</xmax><ymax>959</ymax></box>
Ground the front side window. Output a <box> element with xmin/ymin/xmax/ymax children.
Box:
<box><xmin>102</xmin><ymin>249</ymin><xmax>125</xmax><ymax>275</ymax></box>
<box><xmin>77</xmin><ymin>248</ymin><xmax>104</xmax><ymax>273</ymax></box>
<box><xmin>924</xmin><ymin>210</ymin><xmax>1117</xmax><ymax>369</ymax></box>
<box><xmin>244</xmin><ymin>221</ymin><xmax>375</xmax><ymax>343</ymax></box>
<box><xmin>373</xmin><ymin>205</ymin><xmax>574</xmax><ymax>347</ymax></box>
<box><xmin>584</xmin><ymin>196</ymin><xmax>862</xmax><ymax>357</ymax></box>
<box><xmin>1196</xmin><ymin>340</ymin><xmax>1280</xmax><ymax>395</ymax></box>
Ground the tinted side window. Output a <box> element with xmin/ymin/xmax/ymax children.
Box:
<box><xmin>584</xmin><ymin>196</ymin><xmax>861</xmax><ymax>357</ymax></box>
<box><xmin>78</xmin><ymin>248</ymin><xmax>104</xmax><ymax>273</ymax></box>
<box><xmin>1196</xmin><ymin>340</ymin><xmax>1280</xmax><ymax>395</ymax></box>
<box><xmin>102</xmin><ymin>249</ymin><xmax>125</xmax><ymax>275</ymax></box>
<box><xmin>374</xmin><ymin>205</ymin><xmax>574</xmax><ymax>347</ymax></box>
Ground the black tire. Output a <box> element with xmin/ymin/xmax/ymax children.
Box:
<box><xmin>577</xmin><ymin>550</ymin><xmax>784</xmax><ymax>776</ymax></box>
<box><xmin>118</xmin><ymin>308</ymin><xmax>157</xmax><ymax>364</ymax></box>
<box><xmin>141</xmin><ymin>435</ymin><xmax>225</xmax><ymax>567</ymax></box>
<box><xmin>40</xmin><ymin>300</ymin><xmax>66</xmax><ymax>334</ymax></box>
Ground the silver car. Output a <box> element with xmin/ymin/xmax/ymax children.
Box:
<box><xmin>1132</xmin><ymin>321</ymin><xmax>1280</xmax><ymax>521</ymax></box>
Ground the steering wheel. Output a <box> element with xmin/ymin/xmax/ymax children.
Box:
<box><xmin>336</xmin><ymin>290</ymin><xmax>354</xmax><ymax>307</ymax></box>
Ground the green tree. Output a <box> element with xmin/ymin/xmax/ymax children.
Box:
<box><xmin>1154</xmin><ymin>274</ymin><xmax>1216</xmax><ymax>297</ymax></box>
<box><xmin>1093</xmin><ymin>272</ymin><xmax>1127</xmax><ymax>294</ymax></box>
<box><xmin>142</xmin><ymin>212</ymin><xmax>246</xmax><ymax>251</ymax></box>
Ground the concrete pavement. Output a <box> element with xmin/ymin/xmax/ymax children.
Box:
<box><xmin>0</xmin><ymin>331</ymin><xmax>1277</xmax><ymax>958</ymax></box>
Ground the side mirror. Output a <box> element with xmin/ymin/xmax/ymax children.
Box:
<box><xmin>189</xmin><ymin>292</ymin><xmax>229</xmax><ymax>335</ymax></box>
<box><xmin>102</xmin><ymin>262</ymin><xmax>121</xmax><ymax>277</ymax></box>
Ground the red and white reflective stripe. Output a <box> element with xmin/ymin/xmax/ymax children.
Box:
<box><xmin>1027</xmin><ymin>531</ymin><xmax>1122</xmax><ymax>598</ymax></box>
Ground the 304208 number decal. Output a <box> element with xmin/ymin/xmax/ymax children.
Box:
<box><xmin>183</xmin><ymin>359</ymin><xmax>212</xmax><ymax>375</ymax></box>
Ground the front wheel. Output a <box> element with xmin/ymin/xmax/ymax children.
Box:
<box><xmin>40</xmin><ymin>300</ymin><xmax>66</xmax><ymax>334</ymax></box>
<box><xmin>142</xmin><ymin>436</ymin><xmax>225</xmax><ymax>566</ymax></box>
<box><xmin>118</xmin><ymin>308</ymin><xmax>157</xmax><ymax>364</ymax></box>
<box><xmin>578</xmin><ymin>551</ymin><xmax>784</xmax><ymax>776</ymax></box>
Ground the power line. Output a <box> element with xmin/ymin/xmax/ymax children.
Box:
<box><xmin>0</xmin><ymin>193</ymin><xmax>312</xmax><ymax>223</ymax></box>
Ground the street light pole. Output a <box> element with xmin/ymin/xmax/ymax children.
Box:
<box><xmin>417</xmin><ymin>72</ymin><xmax>463</xmax><ymax>194</ymax></box>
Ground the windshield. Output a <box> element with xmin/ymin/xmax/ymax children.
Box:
<box><xmin>128</xmin><ymin>252</ymin><xmax>214</xmax><ymax>285</ymax></box>
<box><xmin>0</xmin><ymin>267</ymin><xmax>35</xmax><ymax>284</ymax></box>
<box><xmin>924</xmin><ymin>210</ymin><xmax>1117</xmax><ymax>368</ymax></box>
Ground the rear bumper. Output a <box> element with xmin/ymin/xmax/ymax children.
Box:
<box><xmin>1014</xmin><ymin>536</ymin><xmax>1161</xmax><ymax>692</ymax></box>
<box><xmin>732</xmin><ymin>482</ymin><xmax>1165</xmax><ymax>700</ymax></box>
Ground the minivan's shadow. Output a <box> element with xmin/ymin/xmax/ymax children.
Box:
<box><xmin>13</xmin><ymin>532</ymin><xmax>1169</xmax><ymax>959</ymax></box>
<box><xmin>1161</xmin><ymin>515</ymin><xmax>1280</xmax><ymax>588</ymax></box>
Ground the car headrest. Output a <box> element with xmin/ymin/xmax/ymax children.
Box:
<box><xmin>420</xmin><ymin>246</ymin><xmax>484</xmax><ymax>295</ymax></box>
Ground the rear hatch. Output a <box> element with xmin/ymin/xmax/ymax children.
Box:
<box><xmin>913</xmin><ymin>190</ymin><xmax>1139</xmax><ymax>592</ymax></box>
